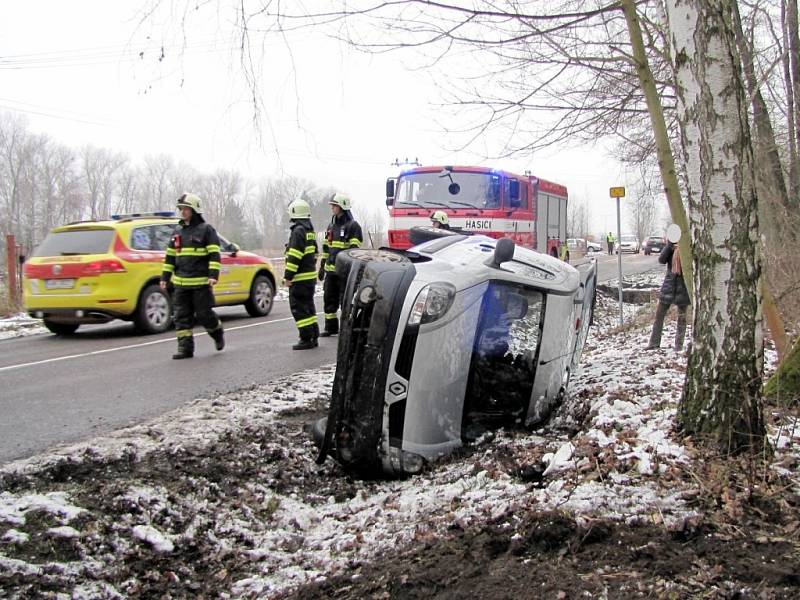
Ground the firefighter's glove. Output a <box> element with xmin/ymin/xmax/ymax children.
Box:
<box><xmin>318</xmin><ymin>266</ymin><xmax>325</xmax><ymax>281</ymax></box>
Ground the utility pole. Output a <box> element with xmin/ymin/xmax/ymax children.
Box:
<box><xmin>610</xmin><ymin>187</ymin><xmax>626</xmax><ymax>327</ymax></box>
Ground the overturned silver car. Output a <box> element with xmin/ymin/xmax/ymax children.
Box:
<box><xmin>314</xmin><ymin>229</ymin><xmax>597</xmax><ymax>477</ymax></box>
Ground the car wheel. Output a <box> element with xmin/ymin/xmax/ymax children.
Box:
<box><xmin>245</xmin><ymin>274</ymin><xmax>274</xmax><ymax>317</ymax></box>
<box><xmin>43</xmin><ymin>320</ymin><xmax>80</xmax><ymax>335</ymax></box>
<box><xmin>134</xmin><ymin>284</ymin><xmax>172</xmax><ymax>334</ymax></box>
<box><xmin>335</xmin><ymin>248</ymin><xmax>408</xmax><ymax>278</ymax></box>
<box><xmin>408</xmin><ymin>225</ymin><xmax>459</xmax><ymax>246</ymax></box>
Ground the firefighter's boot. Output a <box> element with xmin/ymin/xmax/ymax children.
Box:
<box><xmin>209</xmin><ymin>327</ymin><xmax>225</xmax><ymax>351</ymax></box>
<box><xmin>172</xmin><ymin>335</ymin><xmax>194</xmax><ymax>360</ymax></box>
<box><xmin>320</xmin><ymin>318</ymin><xmax>338</xmax><ymax>337</ymax></box>
<box><xmin>293</xmin><ymin>336</ymin><xmax>318</xmax><ymax>351</ymax></box>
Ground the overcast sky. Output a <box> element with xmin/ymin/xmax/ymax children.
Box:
<box><xmin>1</xmin><ymin>0</ymin><xmax>635</xmax><ymax>235</ymax></box>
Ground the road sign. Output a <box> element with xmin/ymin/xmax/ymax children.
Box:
<box><xmin>609</xmin><ymin>186</ymin><xmax>626</xmax><ymax>198</ymax></box>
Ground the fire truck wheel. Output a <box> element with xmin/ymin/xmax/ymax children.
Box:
<box><xmin>408</xmin><ymin>225</ymin><xmax>459</xmax><ymax>246</ymax></box>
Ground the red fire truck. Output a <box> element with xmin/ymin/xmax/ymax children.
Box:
<box><xmin>385</xmin><ymin>165</ymin><xmax>568</xmax><ymax>256</ymax></box>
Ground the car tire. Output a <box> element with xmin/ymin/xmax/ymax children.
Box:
<box><xmin>43</xmin><ymin>320</ymin><xmax>80</xmax><ymax>335</ymax></box>
<box><xmin>408</xmin><ymin>225</ymin><xmax>459</xmax><ymax>246</ymax></box>
<box><xmin>134</xmin><ymin>284</ymin><xmax>172</xmax><ymax>334</ymax></box>
<box><xmin>244</xmin><ymin>274</ymin><xmax>274</xmax><ymax>317</ymax></box>
<box><xmin>335</xmin><ymin>248</ymin><xmax>408</xmax><ymax>278</ymax></box>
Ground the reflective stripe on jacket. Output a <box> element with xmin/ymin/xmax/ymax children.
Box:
<box><xmin>284</xmin><ymin>219</ymin><xmax>318</xmax><ymax>282</ymax></box>
<box><xmin>321</xmin><ymin>212</ymin><xmax>363</xmax><ymax>273</ymax></box>
<box><xmin>161</xmin><ymin>215</ymin><xmax>221</xmax><ymax>287</ymax></box>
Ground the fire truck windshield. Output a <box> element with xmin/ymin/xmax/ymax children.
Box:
<box><xmin>394</xmin><ymin>172</ymin><xmax>501</xmax><ymax>210</ymax></box>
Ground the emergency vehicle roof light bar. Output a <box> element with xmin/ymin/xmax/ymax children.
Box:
<box><xmin>111</xmin><ymin>211</ymin><xmax>175</xmax><ymax>220</ymax></box>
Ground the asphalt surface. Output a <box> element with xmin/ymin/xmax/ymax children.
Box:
<box><xmin>0</xmin><ymin>299</ymin><xmax>337</xmax><ymax>464</ymax></box>
<box><xmin>0</xmin><ymin>251</ymin><xmax>660</xmax><ymax>465</ymax></box>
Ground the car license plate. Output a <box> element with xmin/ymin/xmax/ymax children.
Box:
<box><xmin>44</xmin><ymin>279</ymin><xmax>75</xmax><ymax>290</ymax></box>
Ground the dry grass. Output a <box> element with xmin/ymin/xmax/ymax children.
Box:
<box><xmin>0</xmin><ymin>281</ymin><xmax>22</xmax><ymax>317</ymax></box>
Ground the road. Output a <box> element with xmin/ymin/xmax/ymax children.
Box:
<box><xmin>0</xmin><ymin>252</ymin><xmax>660</xmax><ymax>465</ymax></box>
<box><xmin>0</xmin><ymin>300</ymin><xmax>338</xmax><ymax>464</ymax></box>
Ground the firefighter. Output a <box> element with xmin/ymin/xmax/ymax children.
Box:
<box><xmin>318</xmin><ymin>193</ymin><xmax>363</xmax><ymax>336</ymax></box>
<box><xmin>430</xmin><ymin>210</ymin><xmax>451</xmax><ymax>230</ymax></box>
<box><xmin>160</xmin><ymin>193</ymin><xmax>224</xmax><ymax>359</ymax></box>
<box><xmin>284</xmin><ymin>199</ymin><xmax>320</xmax><ymax>350</ymax></box>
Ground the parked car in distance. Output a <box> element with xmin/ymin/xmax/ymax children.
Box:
<box><xmin>313</xmin><ymin>228</ymin><xmax>597</xmax><ymax>477</ymax></box>
<box><xmin>586</xmin><ymin>240</ymin><xmax>602</xmax><ymax>253</ymax></box>
<box><xmin>23</xmin><ymin>212</ymin><xmax>277</xmax><ymax>335</ymax></box>
<box><xmin>643</xmin><ymin>235</ymin><xmax>666</xmax><ymax>255</ymax></box>
<box><xmin>566</xmin><ymin>238</ymin><xmax>587</xmax><ymax>260</ymax></box>
<box><xmin>615</xmin><ymin>234</ymin><xmax>641</xmax><ymax>254</ymax></box>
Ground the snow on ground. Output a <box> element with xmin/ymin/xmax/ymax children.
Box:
<box><xmin>1</xmin><ymin>273</ymin><xmax>797</xmax><ymax>598</ymax></box>
<box><xmin>0</xmin><ymin>314</ymin><xmax>48</xmax><ymax>340</ymax></box>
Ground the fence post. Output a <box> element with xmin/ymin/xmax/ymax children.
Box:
<box><xmin>6</xmin><ymin>234</ymin><xmax>19</xmax><ymax>308</ymax></box>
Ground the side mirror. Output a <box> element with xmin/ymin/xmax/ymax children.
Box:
<box><xmin>574</xmin><ymin>282</ymin><xmax>585</xmax><ymax>305</ymax></box>
<box><xmin>666</xmin><ymin>223</ymin><xmax>681</xmax><ymax>243</ymax></box>
<box><xmin>229</xmin><ymin>242</ymin><xmax>240</xmax><ymax>256</ymax></box>
<box><xmin>385</xmin><ymin>179</ymin><xmax>395</xmax><ymax>207</ymax></box>
<box><xmin>487</xmin><ymin>237</ymin><xmax>515</xmax><ymax>269</ymax></box>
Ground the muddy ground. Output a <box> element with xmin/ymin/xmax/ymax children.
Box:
<box><xmin>286</xmin><ymin>500</ymin><xmax>800</xmax><ymax>600</ymax></box>
<box><xmin>2</xmin><ymin>395</ymin><xmax>798</xmax><ymax>599</ymax></box>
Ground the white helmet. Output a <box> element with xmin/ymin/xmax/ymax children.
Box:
<box><xmin>329</xmin><ymin>193</ymin><xmax>351</xmax><ymax>211</ymax></box>
<box><xmin>176</xmin><ymin>193</ymin><xmax>203</xmax><ymax>214</ymax></box>
<box><xmin>431</xmin><ymin>210</ymin><xmax>449</xmax><ymax>225</ymax></box>
<box><xmin>288</xmin><ymin>198</ymin><xmax>311</xmax><ymax>219</ymax></box>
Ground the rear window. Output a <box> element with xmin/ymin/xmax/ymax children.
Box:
<box><xmin>33</xmin><ymin>229</ymin><xmax>115</xmax><ymax>257</ymax></box>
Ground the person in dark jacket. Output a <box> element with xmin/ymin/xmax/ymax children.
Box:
<box><xmin>318</xmin><ymin>193</ymin><xmax>363</xmax><ymax>336</ymax></box>
<box><xmin>646</xmin><ymin>241</ymin><xmax>690</xmax><ymax>351</ymax></box>
<box><xmin>284</xmin><ymin>198</ymin><xmax>320</xmax><ymax>350</ymax></box>
<box><xmin>160</xmin><ymin>193</ymin><xmax>224</xmax><ymax>359</ymax></box>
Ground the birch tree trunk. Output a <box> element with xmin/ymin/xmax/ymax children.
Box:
<box><xmin>664</xmin><ymin>0</ymin><xmax>765</xmax><ymax>452</ymax></box>
<box><xmin>785</xmin><ymin>0</ymin><xmax>800</xmax><ymax>203</ymax></box>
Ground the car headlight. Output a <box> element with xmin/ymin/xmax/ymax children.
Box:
<box><xmin>407</xmin><ymin>283</ymin><xmax>456</xmax><ymax>325</ymax></box>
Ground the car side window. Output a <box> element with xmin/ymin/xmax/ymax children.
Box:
<box><xmin>130</xmin><ymin>226</ymin><xmax>153</xmax><ymax>250</ymax></box>
<box><xmin>130</xmin><ymin>224</ymin><xmax>177</xmax><ymax>251</ymax></box>
<box><xmin>153</xmin><ymin>224</ymin><xmax>177</xmax><ymax>250</ymax></box>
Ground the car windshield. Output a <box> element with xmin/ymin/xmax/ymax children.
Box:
<box><xmin>395</xmin><ymin>171</ymin><xmax>501</xmax><ymax>209</ymax></box>
<box><xmin>33</xmin><ymin>229</ymin><xmax>115</xmax><ymax>257</ymax></box>
<box><xmin>621</xmin><ymin>235</ymin><xmax>637</xmax><ymax>242</ymax></box>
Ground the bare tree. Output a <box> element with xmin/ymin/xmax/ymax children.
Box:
<box><xmin>665</xmin><ymin>0</ymin><xmax>765</xmax><ymax>451</ymax></box>
<box><xmin>0</xmin><ymin>113</ymin><xmax>33</xmax><ymax>248</ymax></box>
<box><xmin>567</xmin><ymin>195</ymin><xmax>589</xmax><ymax>239</ymax></box>
<box><xmin>80</xmin><ymin>145</ymin><xmax>128</xmax><ymax>220</ymax></box>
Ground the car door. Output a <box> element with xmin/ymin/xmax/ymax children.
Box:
<box><xmin>215</xmin><ymin>235</ymin><xmax>247</xmax><ymax>302</ymax></box>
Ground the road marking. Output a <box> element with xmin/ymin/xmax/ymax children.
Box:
<box><xmin>0</xmin><ymin>315</ymin><xmax>300</xmax><ymax>373</ymax></box>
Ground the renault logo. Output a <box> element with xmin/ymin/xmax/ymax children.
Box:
<box><xmin>52</xmin><ymin>265</ymin><xmax>62</xmax><ymax>275</ymax></box>
<box><xmin>389</xmin><ymin>382</ymin><xmax>407</xmax><ymax>396</ymax></box>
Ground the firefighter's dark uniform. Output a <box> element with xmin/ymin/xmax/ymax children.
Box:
<box><xmin>160</xmin><ymin>213</ymin><xmax>224</xmax><ymax>358</ymax></box>
<box><xmin>319</xmin><ymin>211</ymin><xmax>363</xmax><ymax>335</ymax></box>
<box><xmin>285</xmin><ymin>218</ymin><xmax>319</xmax><ymax>349</ymax></box>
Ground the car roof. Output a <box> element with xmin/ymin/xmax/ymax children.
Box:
<box><xmin>53</xmin><ymin>214</ymin><xmax>178</xmax><ymax>232</ymax></box>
